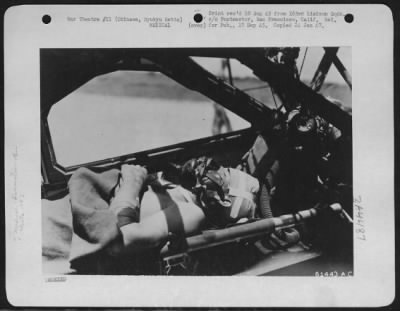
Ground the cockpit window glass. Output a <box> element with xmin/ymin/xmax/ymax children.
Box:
<box><xmin>193</xmin><ymin>48</ymin><xmax>351</xmax><ymax>110</ymax></box>
<box><xmin>193</xmin><ymin>57</ymin><xmax>276</xmax><ymax>109</ymax></box>
<box><xmin>295</xmin><ymin>47</ymin><xmax>352</xmax><ymax>106</ymax></box>
<box><xmin>48</xmin><ymin>71</ymin><xmax>250</xmax><ymax>167</ymax></box>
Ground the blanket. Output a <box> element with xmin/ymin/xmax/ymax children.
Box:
<box><xmin>67</xmin><ymin>167</ymin><xmax>121</xmax><ymax>270</ymax></box>
<box><xmin>43</xmin><ymin>167</ymin><xmax>167</xmax><ymax>274</ymax></box>
<box><xmin>42</xmin><ymin>195</ymin><xmax>74</xmax><ymax>274</ymax></box>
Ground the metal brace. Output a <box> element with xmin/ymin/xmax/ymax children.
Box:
<box><xmin>162</xmin><ymin>253</ymin><xmax>192</xmax><ymax>275</ymax></box>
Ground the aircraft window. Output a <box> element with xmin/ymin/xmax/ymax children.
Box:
<box><xmin>298</xmin><ymin>47</ymin><xmax>352</xmax><ymax>106</ymax></box>
<box><xmin>48</xmin><ymin>71</ymin><xmax>250</xmax><ymax>167</ymax></box>
<box><xmin>193</xmin><ymin>48</ymin><xmax>352</xmax><ymax>110</ymax></box>
<box><xmin>193</xmin><ymin>57</ymin><xmax>278</xmax><ymax>109</ymax></box>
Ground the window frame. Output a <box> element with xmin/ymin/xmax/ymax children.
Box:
<box><xmin>41</xmin><ymin>49</ymin><xmax>269</xmax><ymax>197</ymax></box>
<box><xmin>41</xmin><ymin>47</ymin><xmax>351</xmax><ymax>199</ymax></box>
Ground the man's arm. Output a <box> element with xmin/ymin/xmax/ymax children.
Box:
<box><xmin>109</xmin><ymin>164</ymin><xmax>148</xmax><ymax>222</ymax></box>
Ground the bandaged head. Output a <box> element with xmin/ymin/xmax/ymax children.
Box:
<box><xmin>180</xmin><ymin>157</ymin><xmax>260</xmax><ymax>225</ymax></box>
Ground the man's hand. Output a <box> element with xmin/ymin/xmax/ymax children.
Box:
<box><xmin>119</xmin><ymin>164</ymin><xmax>148</xmax><ymax>197</ymax></box>
<box><xmin>110</xmin><ymin>164</ymin><xmax>148</xmax><ymax>217</ymax></box>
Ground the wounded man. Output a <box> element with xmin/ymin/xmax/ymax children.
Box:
<box><xmin>67</xmin><ymin>157</ymin><xmax>260</xmax><ymax>272</ymax></box>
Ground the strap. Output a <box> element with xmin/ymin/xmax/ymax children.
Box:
<box><xmin>163</xmin><ymin>204</ymin><xmax>188</xmax><ymax>252</ymax></box>
<box><xmin>117</xmin><ymin>207</ymin><xmax>140</xmax><ymax>228</ymax></box>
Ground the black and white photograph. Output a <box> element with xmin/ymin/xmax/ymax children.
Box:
<box><xmin>5</xmin><ymin>4</ymin><xmax>394</xmax><ymax>307</ymax></box>
<box><xmin>41</xmin><ymin>47</ymin><xmax>354</xmax><ymax>276</ymax></box>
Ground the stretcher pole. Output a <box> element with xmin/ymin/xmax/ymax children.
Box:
<box><xmin>161</xmin><ymin>203</ymin><xmax>344</xmax><ymax>256</ymax></box>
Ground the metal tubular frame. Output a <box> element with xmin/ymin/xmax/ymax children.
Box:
<box><xmin>235</xmin><ymin>49</ymin><xmax>352</xmax><ymax>134</ymax></box>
